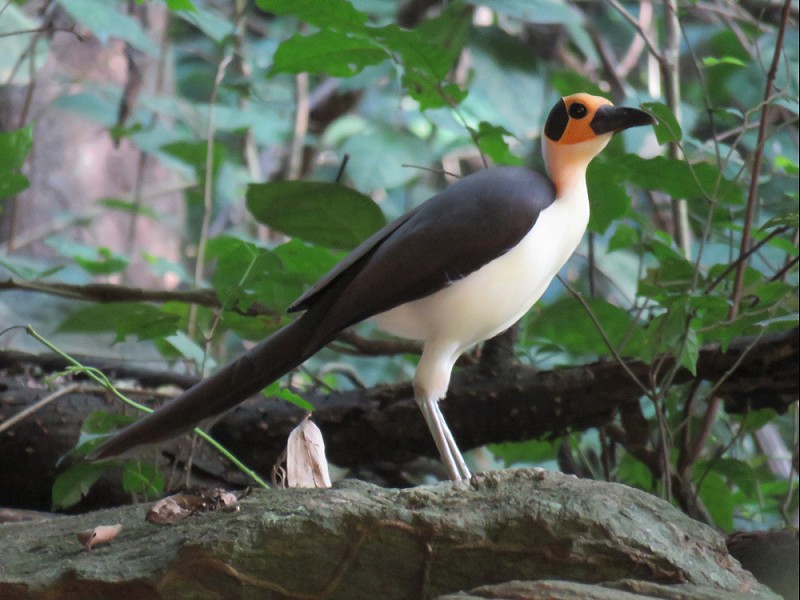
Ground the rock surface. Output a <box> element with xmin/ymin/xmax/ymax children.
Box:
<box><xmin>0</xmin><ymin>469</ymin><xmax>777</xmax><ymax>600</ymax></box>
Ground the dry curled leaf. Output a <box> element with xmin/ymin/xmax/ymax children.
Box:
<box><xmin>146</xmin><ymin>487</ymin><xmax>246</xmax><ymax>525</ymax></box>
<box><xmin>76</xmin><ymin>524</ymin><xmax>121</xmax><ymax>551</ymax></box>
<box><xmin>146</xmin><ymin>495</ymin><xmax>192</xmax><ymax>525</ymax></box>
<box><xmin>287</xmin><ymin>417</ymin><xmax>331</xmax><ymax>488</ymax></box>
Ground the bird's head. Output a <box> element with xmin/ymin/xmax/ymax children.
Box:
<box><xmin>542</xmin><ymin>93</ymin><xmax>654</xmax><ymax>194</ymax></box>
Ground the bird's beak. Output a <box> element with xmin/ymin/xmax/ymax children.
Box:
<box><xmin>590</xmin><ymin>105</ymin><xmax>655</xmax><ymax>135</ymax></box>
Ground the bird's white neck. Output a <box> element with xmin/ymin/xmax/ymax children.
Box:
<box><xmin>542</xmin><ymin>135</ymin><xmax>611</xmax><ymax>198</ymax></box>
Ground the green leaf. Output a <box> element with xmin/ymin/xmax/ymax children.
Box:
<box><xmin>638</xmin><ymin>299</ymin><xmax>692</xmax><ymax>363</ymax></box>
<box><xmin>74</xmin><ymin>247</ymin><xmax>129</xmax><ymax>276</ymax></box>
<box><xmin>58</xmin><ymin>0</ymin><xmax>159</xmax><ymax>57</ymax></box>
<box><xmin>702</xmin><ymin>56</ymin><xmax>747</xmax><ymax>68</ymax></box>
<box><xmin>97</xmin><ymin>198</ymin><xmax>160</xmax><ymax>220</ymax></box>
<box><xmin>607</xmin><ymin>223</ymin><xmax>640</xmax><ymax>252</ymax></box>
<box><xmin>341</xmin><ymin>126</ymin><xmax>433</xmax><ymax>191</ymax></box>
<box><xmin>705</xmin><ymin>458</ymin><xmax>759</xmax><ymax>498</ymax></box>
<box><xmin>122</xmin><ymin>461</ymin><xmax>165</xmax><ymax>497</ymax></box>
<box><xmin>733</xmin><ymin>408</ymin><xmax>779</xmax><ymax>433</ymax></box>
<box><xmin>166</xmin><ymin>0</ymin><xmax>197</xmax><ymax>12</ymax></box>
<box><xmin>247</xmin><ymin>180</ymin><xmax>386</xmax><ymax>250</ymax></box>
<box><xmin>641</xmin><ymin>102</ymin><xmax>681</xmax><ymax>144</ymax></box>
<box><xmin>52</xmin><ymin>462</ymin><xmax>110</xmax><ymax>509</ymax></box>
<box><xmin>162</xmin><ymin>332</ymin><xmax>216</xmax><ymax>369</ymax></box>
<box><xmin>161</xmin><ymin>140</ymin><xmax>224</xmax><ymax>174</ymax></box>
<box><xmin>488</xmin><ymin>439</ymin><xmax>558</xmax><ymax>467</ymax></box>
<box><xmin>206</xmin><ymin>235</ymin><xmax>283</xmax><ymax>310</ymax></box>
<box><xmin>380</xmin><ymin>25</ymin><xmax>463</xmax><ymax>110</ymax></box>
<box><xmin>473</xmin><ymin>122</ymin><xmax>522</xmax><ymax>166</ymax></box>
<box><xmin>774</xmin><ymin>155</ymin><xmax>799</xmax><ymax>175</ymax></box>
<box><xmin>760</xmin><ymin>213</ymin><xmax>799</xmax><ymax>230</ymax></box>
<box><xmin>697</xmin><ymin>470</ymin><xmax>734</xmax><ymax>532</ymax></box>
<box><xmin>0</xmin><ymin>126</ymin><xmax>33</xmax><ymax>199</ymax></box>
<box><xmin>476</xmin><ymin>0</ymin><xmax>578</xmax><ymax>24</ymax></box>
<box><xmin>679</xmin><ymin>323</ymin><xmax>700</xmax><ymax>375</ymax></box>
<box><xmin>526</xmin><ymin>297</ymin><xmax>642</xmax><ymax>359</ymax></box>
<box><xmin>0</xmin><ymin>172</ymin><xmax>30</xmax><ymax>200</ymax></box>
<box><xmin>174</xmin><ymin>4</ymin><xmax>235</xmax><ymax>42</ymax></box>
<box><xmin>551</xmin><ymin>70</ymin><xmax>604</xmax><ymax>98</ymax></box>
<box><xmin>0</xmin><ymin>125</ymin><xmax>33</xmax><ymax>171</ymax></box>
<box><xmin>262</xmin><ymin>381</ymin><xmax>315</xmax><ymax>412</ymax></box>
<box><xmin>82</xmin><ymin>411</ymin><xmax>137</xmax><ymax>435</ymax></box>
<box><xmin>617</xmin><ymin>452</ymin><xmax>653</xmax><ymax>489</ymax></box>
<box><xmin>59</xmin><ymin>302</ymin><xmax>181</xmax><ymax>342</ymax></box>
<box><xmin>587</xmin><ymin>158</ymin><xmax>631</xmax><ymax>234</ymax></box>
<box><xmin>271</xmin><ymin>30</ymin><xmax>386</xmax><ymax>77</ymax></box>
<box><xmin>616</xmin><ymin>155</ymin><xmax>743</xmax><ymax>206</ymax></box>
<box><xmin>257</xmin><ymin>0</ymin><xmax>369</xmax><ymax>31</ymax></box>
<box><xmin>76</xmin><ymin>411</ymin><xmax>138</xmax><ymax>452</ymax></box>
<box><xmin>44</xmin><ymin>237</ymin><xmax>129</xmax><ymax>275</ymax></box>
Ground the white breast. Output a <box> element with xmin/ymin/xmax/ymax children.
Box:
<box><xmin>372</xmin><ymin>182</ymin><xmax>590</xmax><ymax>353</ymax></box>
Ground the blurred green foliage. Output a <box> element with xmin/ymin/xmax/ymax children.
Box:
<box><xmin>0</xmin><ymin>0</ymin><xmax>796</xmax><ymax>530</ymax></box>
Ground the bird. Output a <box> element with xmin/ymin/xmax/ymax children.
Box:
<box><xmin>89</xmin><ymin>93</ymin><xmax>655</xmax><ymax>481</ymax></box>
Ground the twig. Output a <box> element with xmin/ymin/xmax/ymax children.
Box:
<box><xmin>605</xmin><ymin>0</ymin><xmax>663</xmax><ymax>62</ymax></box>
<box><xmin>663</xmin><ymin>0</ymin><xmax>692</xmax><ymax>258</ymax></box>
<box><xmin>288</xmin><ymin>73</ymin><xmax>310</xmax><ymax>181</ymax></box>
<box><xmin>556</xmin><ymin>275</ymin><xmax>651</xmax><ymax>399</ymax></box>
<box><xmin>0</xmin><ymin>383</ymin><xmax>79</xmax><ymax>435</ymax></box>
<box><xmin>615</xmin><ymin>0</ymin><xmax>651</xmax><ymax>78</ymax></box>
<box><xmin>729</xmin><ymin>0</ymin><xmax>794</xmax><ymax>320</ymax></box>
<box><xmin>0</xmin><ymin>277</ymin><xmax>245</xmax><ymax>312</ymax></box>
<box><xmin>770</xmin><ymin>255</ymin><xmax>800</xmax><ymax>283</ymax></box>
<box><xmin>0</xmin><ymin>26</ymin><xmax>82</xmax><ymax>40</ymax></box>
<box><xmin>335</xmin><ymin>154</ymin><xmax>350</xmax><ymax>184</ymax></box>
<box><xmin>705</xmin><ymin>226</ymin><xmax>790</xmax><ymax>292</ymax></box>
<box><xmin>24</xmin><ymin>325</ymin><xmax>270</xmax><ymax>489</ymax></box>
<box><xmin>189</xmin><ymin>46</ymin><xmax>235</xmax><ymax>337</ymax></box>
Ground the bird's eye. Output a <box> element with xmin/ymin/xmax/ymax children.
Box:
<box><xmin>569</xmin><ymin>103</ymin><xmax>587</xmax><ymax>119</ymax></box>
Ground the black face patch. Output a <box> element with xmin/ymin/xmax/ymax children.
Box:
<box><xmin>544</xmin><ymin>99</ymin><xmax>569</xmax><ymax>141</ymax></box>
<box><xmin>569</xmin><ymin>103</ymin><xmax>587</xmax><ymax>119</ymax></box>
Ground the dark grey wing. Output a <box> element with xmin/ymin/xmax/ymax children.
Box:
<box><xmin>288</xmin><ymin>204</ymin><xmax>424</xmax><ymax>312</ymax></box>
<box><xmin>296</xmin><ymin>167</ymin><xmax>556</xmax><ymax>345</ymax></box>
<box><xmin>88</xmin><ymin>167</ymin><xmax>555</xmax><ymax>459</ymax></box>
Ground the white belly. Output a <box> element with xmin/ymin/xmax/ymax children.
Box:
<box><xmin>372</xmin><ymin>185</ymin><xmax>589</xmax><ymax>354</ymax></box>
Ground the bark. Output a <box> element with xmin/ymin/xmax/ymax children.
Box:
<box><xmin>0</xmin><ymin>469</ymin><xmax>779</xmax><ymax>600</ymax></box>
<box><xmin>0</xmin><ymin>328</ymin><xmax>797</xmax><ymax>509</ymax></box>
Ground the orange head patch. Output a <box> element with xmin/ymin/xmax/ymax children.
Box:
<box><xmin>544</xmin><ymin>93</ymin><xmax>614</xmax><ymax>145</ymax></box>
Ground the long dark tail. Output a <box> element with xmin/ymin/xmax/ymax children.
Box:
<box><xmin>88</xmin><ymin>309</ymin><xmax>336</xmax><ymax>460</ymax></box>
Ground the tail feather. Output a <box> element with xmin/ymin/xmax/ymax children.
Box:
<box><xmin>88</xmin><ymin>311</ymin><xmax>334</xmax><ymax>460</ymax></box>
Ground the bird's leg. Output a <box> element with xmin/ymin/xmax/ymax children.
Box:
<box><xmin>414</xmin><ymin>345</ymin><xmax>471</xmax><ymax>480</ymax></box>
<box><xmin>416</xmin><ymin>394</ymin><xmax>470</xmax><ymax>480</ymax></box>
<box><xmin>428</xmin><ymin>397</ymin><xmax>471</xmax><ymax>480</ymax></box>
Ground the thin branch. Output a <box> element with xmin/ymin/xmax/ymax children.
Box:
<box><xmin>24</xmin><ymin>326</ymin><xmax>270</xmax><ymax>489</ymax></box>
<box><xmin>189</xmin><ymin>46</ymin><xmax>234</xmax><ymax>337</ymax></box>
<box><xmin>663</xmin><ymin>0</ymin><xmax>692</xmax><ymax>258</ymax></box>
<box><xmin>770</xmin><ymin>255</ymin><xmax>800</xmax><ymax>283</ymax></box>
<box><xmin>705</xmin><ymin>226</ymin><xmax>790</xmax><ymax>293</ymax></box>
<box><xmin>0</xmin><ymin>278</ymin><xmax>428</xmax><ymax>358</ymax></box>
<box><xmin>729</xmin><ymin>0</ymin><xmax>794</xmax><ymax>320</ymax></box>
<box><xmin>0</xmin><ymin>383</ymin><xmax>80</xmax><ymax>435</ymax></box>
<box><xmin>615</xmin><ymin>0</ymin><xmax>651</xmax><ymax>78</ymax></box>
<box><xmin>0</xmin><ymin>278</ymin><xmax>244</xmax><ymax>313</ymax></box>
<box><xmin>0</xmin><ymin>26</ymin><xmax>83</xmax><ymax>40</ymax></box>
<box><xmin>557</xmin><ymin>275</ymin><xmax>652</xmax><ymax>400</ymax></box>
<box><xmin>288</xmin><ymin>73</ymin><xmax>310</xmax><ymax>181</ymax></box>
<box><xmin>605</xmin><ymin>0</ymin><xmax>663</xmax><ymax>61</ymax></box>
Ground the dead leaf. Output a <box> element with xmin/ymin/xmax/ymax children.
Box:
<box><xmin>146</xmin><ymin>488</ymin><xmax>247</xmax><ymax>524</ymax></box>
<box><xmin>287</xmin><ymin>417</ymin><xmax>331</xmax><ymax>488</ymax></box>
<box><xmin>76</xmin><ymin>524</ymin><xmax>121</xmax><ymax>551</ymax></box>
